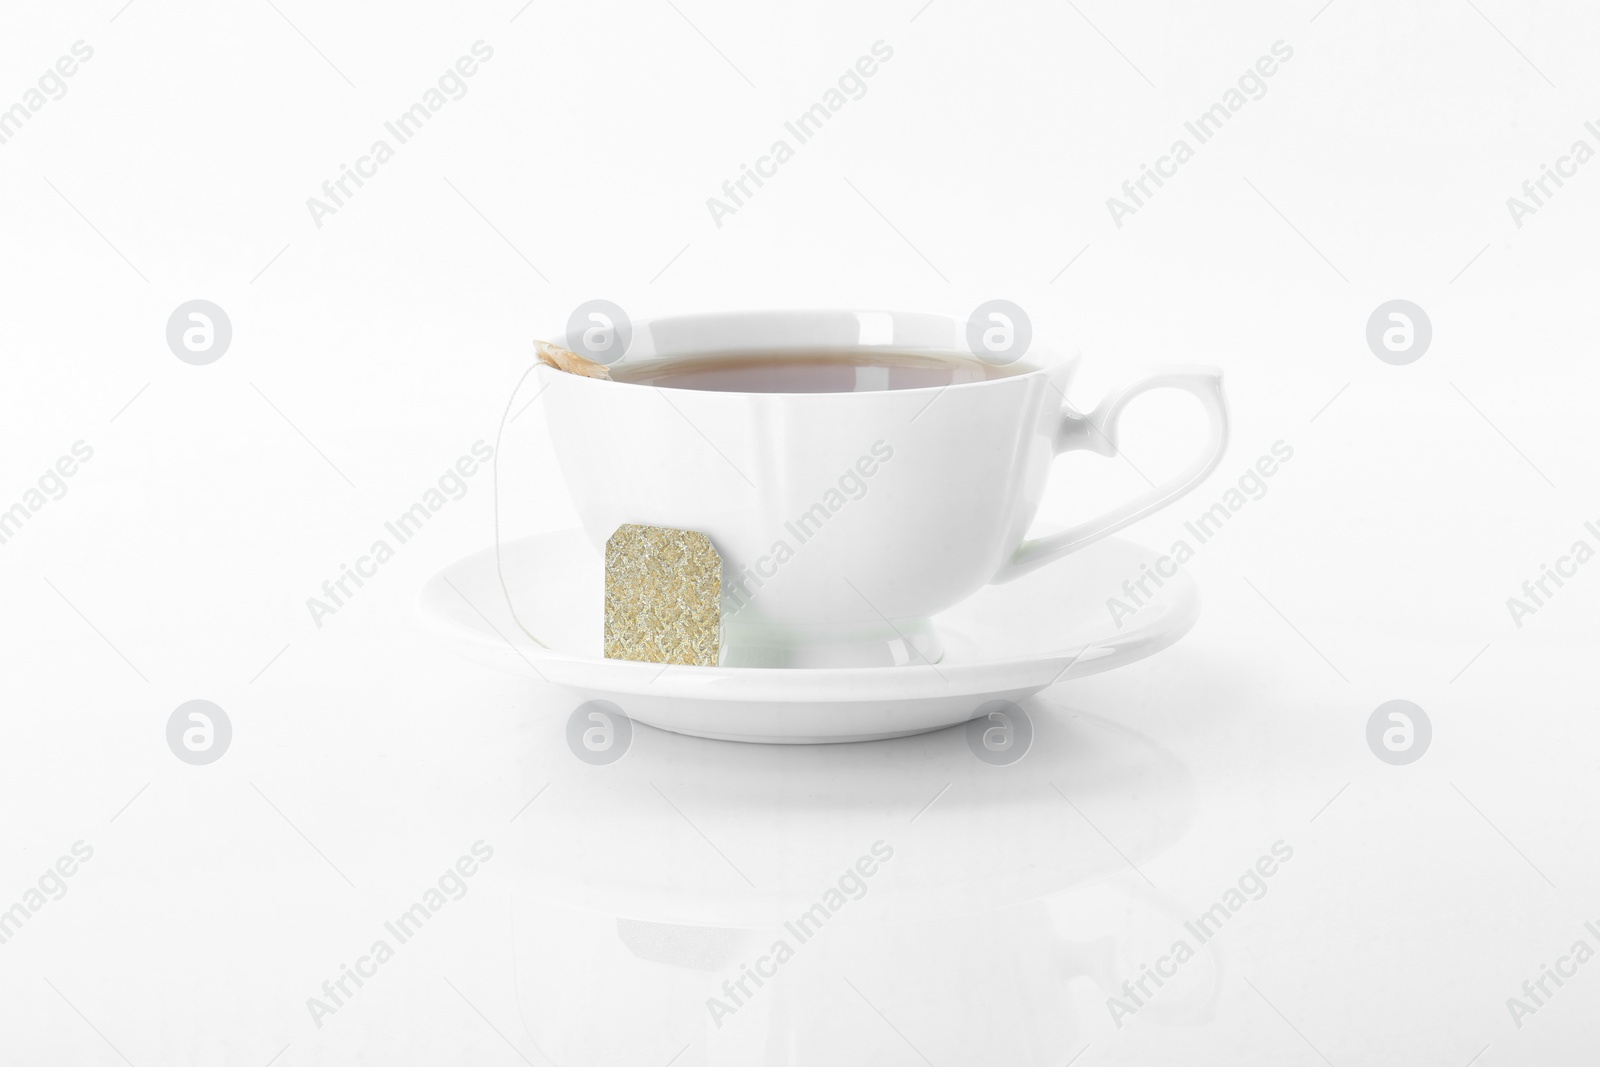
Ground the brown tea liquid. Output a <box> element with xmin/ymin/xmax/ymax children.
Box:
<box><xmin>611</xmin><ymin>350</ymin><xmax>1028</xmax><ymax>393</ymax></box>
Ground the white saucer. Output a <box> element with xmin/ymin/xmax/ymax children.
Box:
<box><xmin>418</xmin><ymin>529</ymin><xmax>1198</xmax><ymax>743</ymax></box>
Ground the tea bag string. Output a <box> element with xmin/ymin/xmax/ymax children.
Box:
<box><xmin>492</xmin><ymin>361</ymin><xmax>550</xmax><ymax>650</ymax></box>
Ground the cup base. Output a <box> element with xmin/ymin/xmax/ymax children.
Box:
<box><xmin>720</xmin><ymin>616</ymin><xmax>944</xmax><ymax>669</ymax></box>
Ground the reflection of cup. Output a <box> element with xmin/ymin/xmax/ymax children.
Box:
<box><xmin>510</xmin><ymin>898</ymin><xmax>1099</xmax><ymax>1064</ymax></box>
<box><xmin>686</xmin><ymin>906</ymin><xmax>1098</xmax><ymax>1065</ymax></box>
<box><xmin>540</xmin><ymin>310</ymin><xmax>1229</xmax><ymax>667</ymax></box>
<box><xmin>508</xmin><ymin>890</ymin><xmax>1221</xmax><ymax>1064</ymax></box>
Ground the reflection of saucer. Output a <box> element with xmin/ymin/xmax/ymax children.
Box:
<box><xmin>418</xmin><ymin>528</ymin><xmax>1198</xmax><ymax>743</ymax></box>
<box><xmin>496</xmin><ymin>704</ymin><xmax>1202</xmax><ymax>1062</ymax></box>
<box><xmin>497</xmin><ymin>702</ymin><xmax>1197</xmax><ymax>927</ymax></box>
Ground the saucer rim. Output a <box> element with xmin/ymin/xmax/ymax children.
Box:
<box><xmin>417</xmin><ymin>531</ymin><xmax>1200</xmax><ymax>694</ymax></box>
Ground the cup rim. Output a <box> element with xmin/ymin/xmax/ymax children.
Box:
<box><xmin>540</xmin><ymin>308</ymin><xmax>1078</xmax><ymax>397</ymax></box>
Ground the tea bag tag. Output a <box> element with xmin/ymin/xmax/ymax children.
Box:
<box><xmin>536</xmin><ymin>339</ymin><xmax>611</xmax><ymax>380</ymax></box>
<box><xmin>604</xmin><ymin>524</ymin><xmax>721</xmax><ymax>667</ymax></box>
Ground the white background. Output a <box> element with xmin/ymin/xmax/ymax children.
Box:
<box><xmin>2</xmin><ymin>0</ymin><xmax>1598</xmax><ymax>1063</ymax></box>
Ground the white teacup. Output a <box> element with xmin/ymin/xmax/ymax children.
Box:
<box><xmin>538</xmin><ymin>309</ymin><xmax>1227</xmax><ymax>667</ymax></box>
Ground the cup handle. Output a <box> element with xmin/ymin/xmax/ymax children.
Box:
<box><xmin>992</xmin><ymin>367</ymin><xmax>1228</xmax><ymax>584</ymax></box>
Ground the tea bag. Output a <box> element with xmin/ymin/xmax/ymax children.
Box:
<box><xmin>605</xmin><ymin>524</ymin><xmax>721</xmax><ymax>667</ymax></box>
<box><xmin>536</xmin><ymin>339</ymin><xmax>611</xmax><ymax>380</ymax></box>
